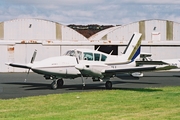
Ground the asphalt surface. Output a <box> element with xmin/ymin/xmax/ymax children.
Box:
<box><xmin>0</xmin><ymin>71</ymin><xmax>180</xmax><ymax>99</ymax></box>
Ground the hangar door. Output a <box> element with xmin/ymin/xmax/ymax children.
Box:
<box><xmin>94</xmin><ymin>45</ymin><xmax>118</xmax><ymax>55</ymax></box>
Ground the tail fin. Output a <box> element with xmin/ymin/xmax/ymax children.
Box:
<box><xmin>123</xmin><ymin>32</ymin><xmax>142</xmax><ymax>61</ymax></box>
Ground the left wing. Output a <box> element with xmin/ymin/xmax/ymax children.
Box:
<box><xmin>5</xmin><ymin>62</ymin><xmax>32</xmax><ymax>69</ymax></box>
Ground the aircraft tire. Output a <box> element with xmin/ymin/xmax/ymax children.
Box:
<box><xmin>105</xmin><ymin>81</ymin><xmax>112</xmax><ymax>89</ymax></box>
<box><xmin>51</xmin><ymin>81</ymin><xmax>58</xmax><ymax>90</ymax></box>
<box><xmin>57</xmin><ymin>79</ymin><xmax>64</xmax><ymax>88</ymax></box>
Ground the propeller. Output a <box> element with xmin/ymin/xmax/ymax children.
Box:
<box><xmin>24</xmin><ymin>49</ymin><xmax>37</xmax><ymax>82</ymax></box>
<box><xmin>74</xmin><ymin>50</ymin><xmax>85</xmax><ymax>89</ymax></box>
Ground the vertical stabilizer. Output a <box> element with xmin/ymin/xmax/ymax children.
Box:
<box><xmin>123</xmin><ymin>32</ymin><xmax>142</xmax><ymax>61</ymax></box>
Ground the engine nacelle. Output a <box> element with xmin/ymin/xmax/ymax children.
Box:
<box><xmin>131</xmin><ymin>72</ymin><xmax>143</xmax><ymax>78</ymax></box>
<box><xmin>75</xmin><ymin>64</ymin><xmax>104</xmax><ymax>78</ymax></box>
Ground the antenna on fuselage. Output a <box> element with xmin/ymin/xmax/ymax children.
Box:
<box><xmin>109</xmin><ymin>50</ymin><xmax>113</xmax><ymax>55</ymax></box>
<box><xmin>96</xmin><ymin>46</ymin><xmax>100</xmax><ymax>51</ymax></box>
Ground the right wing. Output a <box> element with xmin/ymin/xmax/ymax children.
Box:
<box><xmin>136</xmin><ymin>59</ymin><xmax>180</xmax><ymax>68</ymax></box>
<box><xmin>104</xmin><ymin>66</ymin><xmax>157</xmax><ymax>75</ymax></box>
<box><xmin>136</xmin><ymin>61</ymin><xmax>168</xmax><ymax>66</ymax></box>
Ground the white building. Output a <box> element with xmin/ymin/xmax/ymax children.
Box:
<box><xmin>1</xmin><ymin>19</ymin><xmax>180</xmax><ymax>72</ymax></box>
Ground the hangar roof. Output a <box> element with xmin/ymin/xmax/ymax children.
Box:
<box><xmin>0</xmin><ymin>18</ymin><xmax>88</xmax><ymax>41</ymax></box>
<box><xmin>88</xmin><ymin>19</ymin><xmax>180</xmax><ymax>42</ymax></box>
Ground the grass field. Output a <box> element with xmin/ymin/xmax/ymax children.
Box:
<box><xmin>0</xmin><ymin>87</ymin><xmax>180</xmax><ymax>120</ymax></box>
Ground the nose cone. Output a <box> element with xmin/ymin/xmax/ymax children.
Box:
<box><xmin>75</xmin><ymin>64</ymin><xmax>84</xmax><ymax>70</ymax></box>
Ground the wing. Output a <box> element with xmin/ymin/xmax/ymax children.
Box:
<box><xmin>5</xmin><ymin>62</ymin><xmax>31</xmax><ymax>69</ymax></box>
<box><xmin>104</xmin><ymin>66</ymin><xmax>156</xmax><ymax>74</ymax></box>
<box><xmin>136</xmin><ymin>59</ymin><xmax>180</xmax><ymax>68</ymax></box>
<box><xmin>136</xmin><ymin>61</ymin><xmax>168</xmax><ymax>66</ymax></box>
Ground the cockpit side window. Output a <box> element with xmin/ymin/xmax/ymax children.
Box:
<box><xmin>101</xmin><ymin>54</ymin><xmax>107</xmax><ymax>61</ymax></box>
<box><xmin>65</xmin><ymin>50</ymin><xmax>71</xmax><ymax>56</ymax></box>
<box><xmin>84</xmin><ymin>52</ymin><xmax>93</xmax><ymax>61</ymax></box>
<box><xmin>69</xmin><ymin>50</ymin><xmax>75</xmax><ymax>56</ymax></box>
<box><xmin>94</xmin><ymin>53</ymin><xmax>100</xmax><ymax>61</ymax></box>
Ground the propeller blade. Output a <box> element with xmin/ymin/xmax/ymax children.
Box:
<box><xmin>74</xmin><ymin>50</ymin><xmax>79</xmax><ymax>64</ymax></box>
<box><xmin>30</xmin><ymin>49</ymin><xmax>37</xmax><ymax>63</ymax></box>
<box><xmin>24</xmin><ymin>68</ymin><xmax>30</xmax><ymax>82</ymax></box>
<box><xmin>74</xmin><ymin>50</ymin><xmax>86</xmax><ymax>89</ymax></box>
<box><xmin>80</xmin><ymin>74</ymin><xmax>85</xmax><ymax>89</ymax></box>
<box><xmin>25</xmin><ymin>49</ymin><xmax>37</xmax><ymax>82</ymax></box>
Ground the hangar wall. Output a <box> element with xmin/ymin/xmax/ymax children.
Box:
<box><xmin>1</xmin><ymin>19</ymin><xmax>180</xmax><ymax>72</ymax></box>
<box><xmin>0</xmin><ymin>18</ymin><xmax>90</xmax><ymax>72</ymax></box>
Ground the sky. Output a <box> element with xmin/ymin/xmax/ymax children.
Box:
<box><xmin>1</xmin><ymin>0</ymin><xmax>180</xmax><ymax>25</ymax></box>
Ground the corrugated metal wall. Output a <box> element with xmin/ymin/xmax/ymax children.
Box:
<box><xmin>56</xmin><ymin>23</ymin><xmax>62</xmax><ymax>40</ymax></box>
<box><xmin>61</xmin><ymin>25</ymin><xmax>87</xmax><ymax>41</ymax></box>
<box><xmin>0</xmin><ymin>18</ymin><xmax>89</xmax><ymax>72</ymax></box>
<box><xmin>139</xmin><ymin>21</ymin><xmax>145</xmax><ymax>40</ymax></box>
<box><xmin>1</xmin><ymin>18</ymin><xmax>88</xmax><ymax>41</ymax></box>
<box><xmin>94</xmin><ymin>19</ymin><xmax>180</xmax><ymax>42</ymax></box>
<box><xmin>173</xmin><ymin>22</ymin><xmax>180</xmax><ymax>41</ymax></box>
<box><xmin>166</xmin><ymin>21</ymin><xmax>173</xmax><ymax>41</ymax></box>
<box><xmin>0</xmin><ymin>22</ymin><xmax>4</xmax><ymax>39</ymax></box>
<box><xmin>107</xmin><ymin>22</ymin><xmax>139</xmax><ymax>41</ymax></box>
<box><xmin>4</xmin><ymin>19</ymin><xmax>56</xmax><ymax>40</ymax></box>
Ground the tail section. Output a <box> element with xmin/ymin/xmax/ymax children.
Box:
<box><xmin>122</xmin><ymin>32</ymin><xmax>142</xmax><ymax>61</ymax></box>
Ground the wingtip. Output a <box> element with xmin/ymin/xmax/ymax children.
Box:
<box><xmin>5</xmin><ymin>62</ymin><xmax>11</xmax><ymax>65</ymax></box>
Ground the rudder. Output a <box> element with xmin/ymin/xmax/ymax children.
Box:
<box><xmin>122</xmin><ymin>32</ymin><xmax>142</xmax><ymax>61</ymax></box>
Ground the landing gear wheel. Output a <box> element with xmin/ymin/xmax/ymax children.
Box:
<box><xmin>57</xmin><ymin>79</ymin><xmax>64</xmax><ymax>88</ymax></box>
<box><xmin>51</xmin><ymin>80</ymin><xmax>58</xmax><ymax>90</ymax></box>
<box><xmin>105</xmin><ymin>81</ymin><xmax>112</xmax><ymax>89</ymax></box>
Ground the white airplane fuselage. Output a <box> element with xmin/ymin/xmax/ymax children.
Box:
<box><xmin>31</xmin><ymin>55</ymin><xmax>136</xmax><ymax>79</ymax></box>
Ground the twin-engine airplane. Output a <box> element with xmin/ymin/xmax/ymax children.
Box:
<box><xmin>5</xmin><ymin>32</ymin><xmax>177</xmax><ymax>89</ymax></box>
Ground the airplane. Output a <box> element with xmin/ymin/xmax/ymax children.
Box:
<box><xmin>5</xmin><ymin>32</ymin><xmax>175</xmax><ymax>90</ymax></box>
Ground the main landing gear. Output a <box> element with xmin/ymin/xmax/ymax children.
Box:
<box><xmin>50</xmin><ymin>78</ymin><xmax>112</xmax><ymax>90</ymax></box>
<box><xmin>93</xmin><ymin>77</ymin><xmax>112</xmax><ymax>89</ymax></box>
<box><xmin>51</xmin><ymin>79</ymin><xmax>64</xmax><ymax>90</ymax></box>
<box><xmin>105</xmin><ymin>81</ymin><xmax>112</xmax><ymax>89</ymax></box>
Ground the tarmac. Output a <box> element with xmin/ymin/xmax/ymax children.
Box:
<box><xmin>0</xmin><ymin>71</ymin><xmax>180</xmax><ymax>99</ymax></box>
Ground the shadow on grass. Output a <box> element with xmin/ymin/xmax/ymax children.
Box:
<box><xmin>113</xmin><ymin>87</ymin><xmax>163</xmax><ymax>92</ymax></box>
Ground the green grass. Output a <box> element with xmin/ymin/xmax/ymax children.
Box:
<box><xmin>1</xmin><ymin>87</ymin><xmax>180</xmax><ymax>120</ymax></box>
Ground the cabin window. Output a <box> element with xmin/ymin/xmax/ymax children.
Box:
<box><xmin>94</xmin><ymin>53</ymin><xmax>100</xmax><ymax>61</ymax></box>
<box><xmin>101</xmin><ymin>54</ymin><xmax>107</xmax><ymax>61</ymax></box>
<box><xmin>84</xmin><ymin>52</ymin><xmax>93</xmax><ymax>61</ymax></box>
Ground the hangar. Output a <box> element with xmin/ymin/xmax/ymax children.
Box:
<box><xmin>89</xmin><ymin>19</ymin><xmax>180</xmax><ymax>61</ymax></box>
<box><xmin>0</xmin><ymin>18</ymin><xmax>180</xmax><ymax>72</ymax></box>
